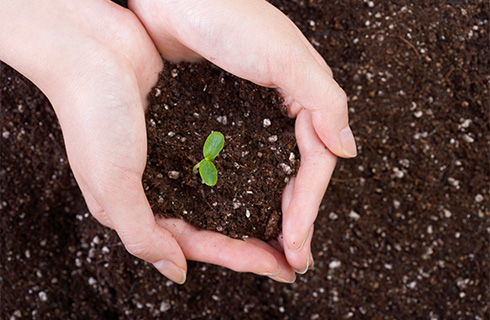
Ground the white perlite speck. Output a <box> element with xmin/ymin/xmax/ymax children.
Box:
<box><xmin>38</xmin><ymin>291</ymin><xmax>48</xmax><ymax>302</ymax></box>
<box><xmin>329</xmin><ymin>260</ymin><xmax>341</xmax><ymax>269</ymax></box>
<box><xmin>167</xmin><ymin>171</ymin><xmax>180</xmax><ymax>180</ymax></box>
<box><xmin>268</xmin><ymin>135</ymin><xmax>278</xmax><ymax>142</ymax></box>
<box><xmin>393</xmin><ymin>167</ymin><xmax>405</xmax><ymax>179</ymax></box>
<box><xmin>349</xmin><ymin>211</ymin><xmax>360</xmax><ymax>220</ymax></box>
<box><xmin>263</xmin><ymin>118</ymin><xmax>271</xmax><ymax>128</ymax></box>
<box><xmin>216</xmin><ymin>115</ymin><xmax>228</xmax><ymax>125</ymax></box>
<box><xmin>443</xmin><ymin>208</ymin><xmax>452</xmax><ymax>218</ymax></box>
<box><xmin>232</xmin><ymin>199</ymin><xmax>241</xmax><ymax>210</ymax></box>
<box><xmin>475</xmin><ymin>194</ymin><xmax>483</xmax><ymax>203</ymax></box>
<box><xmin>427</xmin><ymin>225</ymin><xmax>433</xmax><ymax>234</ymax></box>
<box><xmin>393</xmin><ymin>200</ymin><xmax>401</xmax><ymax>209</ymax></box>
<box><xmin>245</xmin><ymin>209</ymin><xmax>251</xmax><ymax>218</ymax></box>
<box><xmin>160</xmin><ymin>301</ymin><xmax>171</xmax><ymax>312</ymax></box>
<box><xmin>279</xmin><ymin>163</ymin><xmax>292</xmax><ymax>175</ymax></box>
<box><xmin>448</xmin><ymin>177</ymin><xmax>460</xmax><ymax>188</ymax></box>
<box><xmin>460</xmin><ymin>119</ymin><xmax>471</xmax><ymax>128</ymax></box>
<box><xmin>462</xmin><ymin>134</ymin><xmax>474</xmax><ymax>143</ymax></box>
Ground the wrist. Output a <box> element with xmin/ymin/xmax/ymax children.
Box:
<box><xmin>0</xmin><ymin>1</ymin><xmax>74</xmax><ymax>85</ymax></box>
<box><xmin>0</xmin><ymin>0</ymin><xmax>161</xmax><ymax>106</ymax></box>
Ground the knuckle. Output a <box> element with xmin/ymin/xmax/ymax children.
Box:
<box><xmin>119</xmin><ymin>222</ymin><xmax>162</xmax><ymax>262</ymax></box>
<box><xmin>329</xmin><ymin>85</ymin><xmax>348</xmax><ymax>110</ymax></box>
<box><xmin>90</xmin><ymin>209</ymin><xmax>113</xmax><ymax>229</ymax></box>
<box><xmin>324</xmin><ymin>64</ymin><xmax>333</xmax><ymax>77</ymax></box>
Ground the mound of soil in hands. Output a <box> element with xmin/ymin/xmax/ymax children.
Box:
<box><xmin>143</xmin><ymin>61</ymin><xmax>299</xmax><ymax>240</ymax></box>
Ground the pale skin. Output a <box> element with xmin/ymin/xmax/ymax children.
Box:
<box><xmin>0</xmin><ymin>0</ymin><xmax>356</xmax><ymax>284</ymax></box>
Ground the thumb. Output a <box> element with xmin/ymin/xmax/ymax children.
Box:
<box><xmin>274</xmin><ymin>56</ymin><xmax>357</xmax><ymax>158</ymax></box>
<box><xmin>97</xmin><ymin>180</ymin><xmax>188</xmax><ymax>284</ymax></box>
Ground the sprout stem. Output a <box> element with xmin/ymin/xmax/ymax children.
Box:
<box><xmin>192</xmin><ymin>162</ymin><xmax>200</xmax><ymax>174</ymax></box>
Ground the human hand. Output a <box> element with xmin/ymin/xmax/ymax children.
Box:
<box><xmin>129</xmin><ymin>0</ymin><xmax>355</xmax><ymax>272</ymax></box>
<box><xmin>0</xmin><ymin>0</ymin><xmax>295</xmax><ymax>283</ymax></box>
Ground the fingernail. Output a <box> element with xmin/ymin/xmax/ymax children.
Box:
<box><xmin>153</xmin><ymin>260</ymin><xmax>186</xmax><ymax>285</ymax></box>
<box><xmin>258</xmin><ymin>266</ymin><xmax>281</xmax><ymax>277</ymax></box>
<box><xmin>269</xmin><ymin>274</ymin><xmax>296</xmax><ymax>283</ymax></box>
<box><xmin>294</xmin><ymin>254</ymin><xmax>310</xmax><ymax>275</ymax></box>
<box><xmin>340</xmin><ymin>125</ymin><xmax>357</xmax><ymax>157</ymax></box>
<box><xmin>310</xmin><ymin>253</ymin><xmax>315</xmax><ymax>269</ymax></box>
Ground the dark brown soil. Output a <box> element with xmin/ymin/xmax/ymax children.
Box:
<box><xmin>143</xmin><ymin>62</ymin><xmax>298</xmax><ymax>240</ymax></box>
<box><xmin>1</xmin><ymin>0</ymin><xmax>489</xmax><ymax>319</ymax></box>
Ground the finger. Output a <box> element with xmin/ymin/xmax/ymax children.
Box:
<box><xmin>279</xmin><ymin>225</ymin><xmax>314</xmax><ymax>274</ymax></box>
<box><xmin>281</xmin><ymin>176</ymin><xmax>295</xmax><ymax>213</ymax></box>
<box><xmin>244</xmin><ymin>237</ymin><xmax>296</xmax><ymax>283</ymax></box>
<box><xmin>296</xmin><ymin>30</ymin><xmax>333</xmax><ymax>76</ymax></box>
<box><xmin>158</xmin><ymin>218</ymin><xmax>293</xmax><ymax>279</ymax></box>
<box><xmin>96</xmin><ymin>180</ymin><xmax>188</xmax><ymax>284</ymax></box>
<box><xmin>80</xmin><ymin>187</ymin><xmax>114</xmax><ymax>229</ymax></box>
<box><xmin>283</xmin><ymin>110</ymin><xmax>336</xmax><ymax>253</ymax></box>
<box><xmin>129</xmin><ymin>0</ymin><xmax>202</xmax><ymax>62</ymax></box>
<box><xmin>71</xmin><ymin>173</ymin><xmax>115</xmax><ymax>229</ymax></box>
<box><xmin>144</xmin><ymin>32</ymin><xmax>203</xmax><ymax>63</ymax></box>
<box><xmin>272</xmin><ymin>51</ymin><xmax>357</xmax><ymax>158</ymax></box>
<box><xmin>276</xmin><ymin>31</ymin><xmax>333</xmax><ymax>118</ymax></box>
<box><xmin>280</xmin><ymin>176</ymin><xmax>312</xmax><ymax>272</ymax></box>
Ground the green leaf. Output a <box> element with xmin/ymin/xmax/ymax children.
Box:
<box><xmin>203</xmin><ymin>131</ymin><xmax>225</xmax><ymax>161</ymax></box>
<box><xmin>199</xmin><ymin>159</ymin><xmax>218</xmax><ymax>186</ymax></box>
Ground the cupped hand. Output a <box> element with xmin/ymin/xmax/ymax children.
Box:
<box><xmin>0</xmin><ymin>0</ymin><xmax>295</xmax><ymax>283</ymax></box>
<box><xmin>129</xmin><ymin>0</ymin><xmax>355</xmax><ymax>272</ymax></box>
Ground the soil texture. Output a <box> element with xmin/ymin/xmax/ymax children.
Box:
<box><xmin>1</xmin><ymin>0</ymin><xmax>489</xmax><ymax>319</ymax></box>
<box><xmin>143</xmin><ymin>62</ymin><xmax>298</xmax><ymax>240</ymax></box>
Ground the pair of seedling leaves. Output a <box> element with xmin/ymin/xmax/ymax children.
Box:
<box><xmin>193</xmin><ymin>131</ymin><xmax>225</xmax><ymax>186</ymax></box>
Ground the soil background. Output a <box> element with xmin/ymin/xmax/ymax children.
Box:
<box><xmin>1</xmin><ymin>1</ymin><xmax>489</xmax><ymax>319</ymax></box>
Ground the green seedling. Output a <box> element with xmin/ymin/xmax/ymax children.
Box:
<box><xmin>193</xmin><ymin>131</ymin><xmax>225</xmax><ymax>186</ymax></box>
